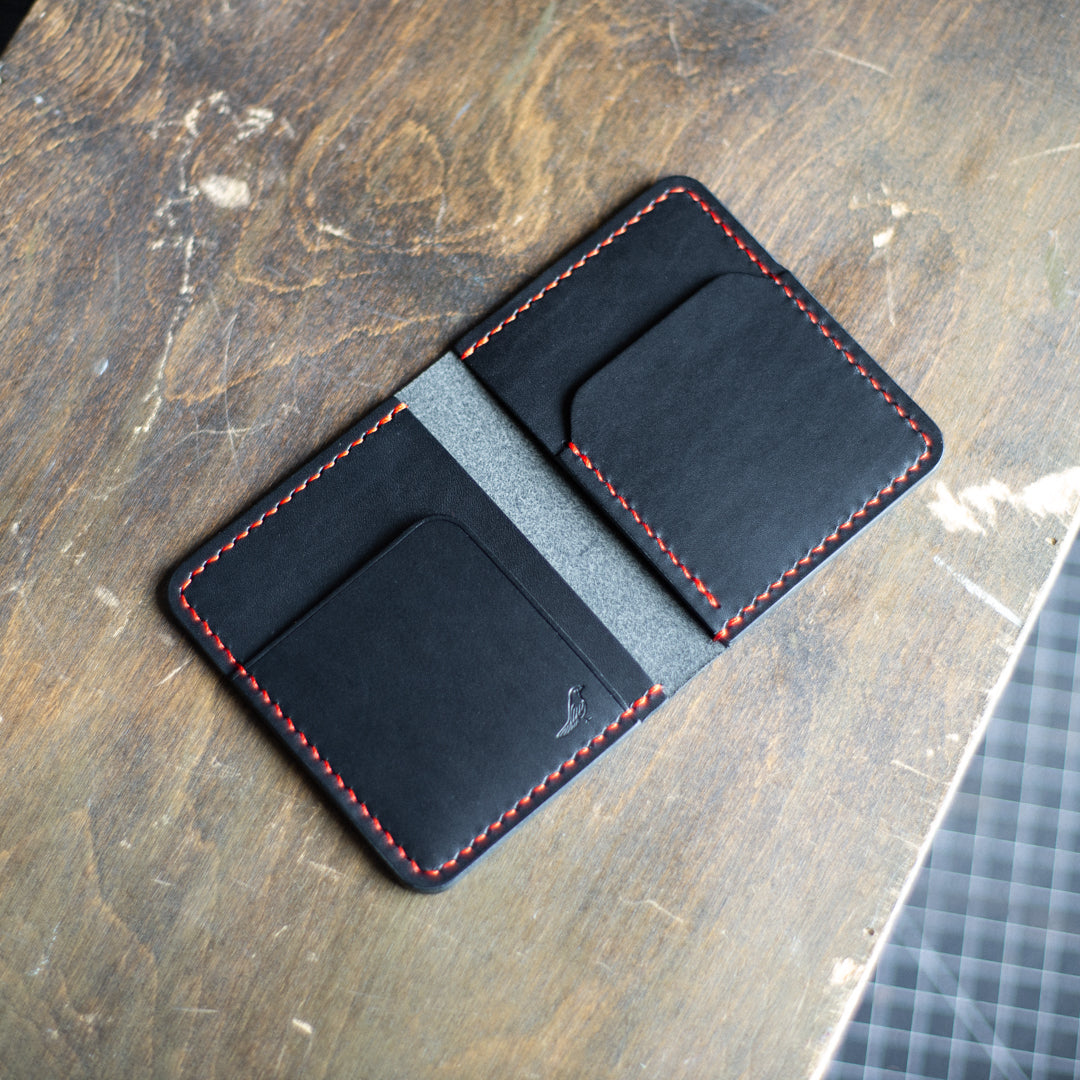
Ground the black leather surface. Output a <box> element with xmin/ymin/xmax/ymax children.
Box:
<box><xmin>459</xmin><ymin>177</ymin><xmax>943</xmax><ymax>640</ymax></box>
<box><xmin>168</xmin><ymin>401</ymin><xmax>655</xmax><ymax>889</ymax></box>
<box><xmin>560</xmin><ymin>274</ymin><xmax>930</xmax><ymax>635</ymax></box>
<box><xmin>245</xmin><ymin>516</ymin><xmax>627</xmax><ymax>872</ymax></box>
<box><xmin>167</xmin><ymin>176</ymin><xmax>943</xmax><ymax>889</ymax></box>
<box><xmin>456</xmin><ymin>177</ymin><xmax>772</xmax><ymax>453</ymax></box>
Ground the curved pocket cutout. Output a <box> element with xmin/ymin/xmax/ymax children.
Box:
<box><xmin>244</xmin><ymin>515</ymin><xmax>630</xmax><ymax>879</ymax></box>
<box><xmin>559</xmin><ymin>274</ymin><xmax>931</xmax><ymax>638</ymax></box>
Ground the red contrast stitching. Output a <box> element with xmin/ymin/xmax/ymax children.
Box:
<box><xmin>419</xmin><ymin>682</ymin><xmax>663</xmax><ymax>881</ymax></box>
<box><xmin>459</xmin><ymin>193</ymin><xmax>677</xmax><ymax>359</ymax></box>
<box><xmin>462</xmin><ymin>184</ymin><xmax>936</xmax><ymax>640</ymax></box>
<box><xmin>177</xmin><ymin>398</ymin><xmax>663</xmax><ymax>882</ymax></box>
<box><xmin>179</xmin><ymin>401</ymin><xmax>409</xmax><ymax>609</ymax></box>
<box><xmin>568</xmin><ymin>441</ymin><xmax>719</xmax><ymax>609</ymax></box>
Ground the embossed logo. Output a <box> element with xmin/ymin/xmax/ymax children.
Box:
<box><xmin>556</xmin><ymin>685</ymin><xmax>589</xmax><ymax>739</ymax></box>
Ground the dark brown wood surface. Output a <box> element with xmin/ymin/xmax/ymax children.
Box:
<box><xmin>2</xmin><ymin>1</ymin><xmax>1079</xmax><ymax>1076</ymax></box>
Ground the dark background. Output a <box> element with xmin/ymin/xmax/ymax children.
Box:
<box><xmin>0</xmin><ymin>1</ymin><xmax>34</xmax><ymax>56</ymax></box>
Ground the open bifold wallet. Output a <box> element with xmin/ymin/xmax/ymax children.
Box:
<box><xmin>168</xmin><ymin>177</ymin><xmax>942</xmax><ymax>890</ymax></box>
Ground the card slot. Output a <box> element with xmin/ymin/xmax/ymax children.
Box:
<box><xmin>243</xmin><ymin>515</ymin><xmax>640</xmax><ymax>879</ymax></box>
<box><xmin>457</xmin><ymin>177</ymin><xmax>769</xmax><ymax>453</ymax></box>
<box><xmin>558</xmin><ymin>273</ymin><xmax>934</xmax><ymax>638</ymax></box>
<box><xmin>170</xmin><ymin>402</ymin><xmax>656</xmax><ymax>888</ymax></box>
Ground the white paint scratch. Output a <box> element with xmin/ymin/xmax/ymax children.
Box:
<box><xmin>872</xmin><ymin>226</ymin><xmax>895</xmax><ymax>249</ymax></box>
<box><xmin>156</xmin><ymin>660</ymin><xmax>191</xmax><ymax>686</ymax></box>
<box><xmin>933</xmin><ymin>556</ymin><xmax>1023</xmax><ymax>627</ymax></box>
<box><xmin>957</xmin><ymin>479</ymin><xmax>1013</xmax><ymax>521</ymax></box>
<box><xmin>928</xmin><ymin>469</ymin><xmax>1080</xmax><ymax>534</ymax></box>
<box><xmin>26</xmin><ymin>923</ymin><xmax>60</xmax><ymax>977</ymax></box>
<box><xmin>175</xmin><ymin>1006</ymin><xmax>219</xmax><ymax>1015</ymax></box>
<box><xmin>891</xmin><ymin>759</ymin><xmax>939</xmax><ymax>783</ymax></box>
<box><xmin>816</xmin><ymin>47</ymin><xmax>892</xmax><ymax>78</ymax></box>
<box><xmin>182</xmin><ymin>104</ymin><xmax>201</xmax><ymax>136</ymax></box>
<box><xmin>624</xmin><ymin>898</ymin><xmax>686</xmax><ymax>925</ymax></box>
<box><xmin>291</xmin><ymin>1018</ymin><xmax>314</xmax><ymax>1036</ymax></box>
<box><xmin>237</xmin><ymin>105</ymin><xmax>275</xmax><ymax>140</ymax></box>
<box><xmin>1009</xmin><ymin>141</ymin><xmax>1080</xmax><ymax>166</ymax></box>
<box><xmin>1019</xmin><ymin>468</ymin><xmax>1080</xmax><ymax>517</ymax></box>
<box><xmin>928</xmin><ymin>482</ymin><xmax>985</xmax><ymax>534</ymax></box>
<box><xmin>93</xmin><ymin>586</ymin><xmax>121</xmax><ymax>609</ymax></box>
<box><xmin>315</xmin><ymin>219</ymin><xmax>354</xmax><ymax>241</ymax></box>
<box><xmin>198</xmin><ymin>175</ymin><xmax>252</xmax><ymax>209</ymax></box>
<box><xmin>830</xmin><ymin>957</ymin><xmax>864</xmax><ymax>986</ymax></box>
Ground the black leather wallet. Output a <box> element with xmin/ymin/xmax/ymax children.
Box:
<box><xmin>168</xmin><ymin>177</ymin><xmax>942</xmax><ymax>890</ymax></box>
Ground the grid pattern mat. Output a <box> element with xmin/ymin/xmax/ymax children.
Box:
<box><xmin>826</xmin><ymin>541</ymin><xmax>1080</xmax><ymax>1080</ymax></box>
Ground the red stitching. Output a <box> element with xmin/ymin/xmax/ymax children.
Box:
<box><xmin>177</xmin><ymin>398</ymin><xmax>663</xmax><ymax>882</ymax></box>
<box><xmin>459</xmin><ymin>194</ymin><xmax>671</xmax><ymax>359</ymax></box>
<box><xmin>461</xmin><ymin>184</ymin><xmax>937</xmax><ymax>640</ymax></box>
<box><xmin>179</xmin><ymin>401</ymin><xmax>408</xmax><ymax>600</ymax></box>
<box><xmin>713</xmin><ymin>434</ymin><xmax>933</xmax><ymax>642</ymax></box>
<box><xmin>567</xmin><ymin>441</ymin><xmax>719</xmax><ymax>609</ymax></box>
<box><xmin>420</xmin><ymin>682</ymin><xmax>663</xmax><ymax>881</ymax></box>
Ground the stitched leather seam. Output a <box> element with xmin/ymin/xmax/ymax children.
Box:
<box><xmin>460</xmin><ymin>184</ymin><xmax>936</xmax><ymax>639</ymax></box>
<box><xmin>176</xmin><ymin>399</ymin><xmax>663</xmax><ymax>882</ymax></box>
<box><xmin>568</xmin><ymin>441</ymin><xmax>720</xmax><ymax>609</ymax></box>
<box><xmin>420</xmin><ymin>682</ymin><xmax>663</xmax><ymax>880</ymax></box>
<box><xmin>712</xmin><ymin>452</ymin><xmax>930</xmax><ymax>642</ymax></box>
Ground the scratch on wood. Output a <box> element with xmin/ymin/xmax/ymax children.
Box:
<box><xmin>815</xmin><ymin>47</ymin><xmax>892</xmax><ymax>78</ymax></box>
<box><xmin>221</xmin><ymin>310</ymin><xmax>240</xmax><ymax>455</ymax></box>
<box><xmin>890</xmin><ymin>759</ymin><xmax>939</xmax><ymax>784</ymax></box>
<box><xmin>302</xmin><ymin>858</ymin><xmax>344</xmax><ymax>880</ymax></box>
<box><xmin>156</xmin><ymin>659</ymin><xmax>192</xmax><ymax>686</ymax></box>
<box><xmin>624</xmin><ymin>898</ymin><xmax>686</xmax><ymax>925</ymax></box>
<box><xmin>1009</xmin><ymin>141</ymin><xmax>1080</xmax><ymax>166</ymax></box>
<box><xmin>291</xmin><ymin>1017</ymin><xmax>314</xmax><ymax>1036</ymax></box>
<box><xmin>26</xmin><ymin>923</ymin><xmax>60</xmax><ymax>977</ymax></box>
<box><xmin>93</xmin><ymin>586</ymin><xmax>122</xmax><ymax>609</ymax></box>
<box><xmin>932</xmin><ymin>555</ymin><xmax>1023</xmax><ymax>627</ymax></box>
<box><xmin>667</xmin><ymin>16</ymin><xmax>689</xmax><ymax>78</ymax></box>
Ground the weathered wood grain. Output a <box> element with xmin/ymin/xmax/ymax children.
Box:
<box><xmin>1</xmin><ymin>1</ymin><xmax>1079</xmax><ymax>1076</ymax></box>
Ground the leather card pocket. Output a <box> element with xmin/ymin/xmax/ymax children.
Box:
<box><xmin>243</xmin><ymin>515</ymin><xmax>649</xmax><ymax>887</ymax></box>
<box><xmin>169</xmin><ymin>399</ymin><xmax>658</xmax><ymax>889</ymax></box>
<box><xmin>458</xmin><ymin>178</ymin><xmax>942</xmax><ymax>641</ymax></box>
<box><xmin>558</xmin><ymin>274</ymin><xmax>934</xmax><ymax>638</ymax></box>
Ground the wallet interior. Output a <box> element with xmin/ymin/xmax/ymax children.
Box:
<box><xmin>169</xmin><ymin>176</ymin><xmax>942</xmax><ymax>889</ymax></box>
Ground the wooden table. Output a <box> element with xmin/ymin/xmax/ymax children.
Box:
<box><xmin>2</xmin><ymin>2</ymin><xmax>1078</xmax><ymax>1076</ymax></box>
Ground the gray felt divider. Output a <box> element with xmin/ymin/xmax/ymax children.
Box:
<box><xmin>404</xmin><ymin>355</ymin><xmax>724</xmax><ymax>691</ymax></box>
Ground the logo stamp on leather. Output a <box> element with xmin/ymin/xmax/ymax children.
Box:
<box><xmin>556</xmin><ymin>685</ymin><xmax>589</xmax><ymax>738</ymax></box>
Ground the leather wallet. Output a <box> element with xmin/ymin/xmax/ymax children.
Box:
<box><xmin>168</xmin><ymin>176</ymin><xmax>942</xmax><ymax>890</ymax></box>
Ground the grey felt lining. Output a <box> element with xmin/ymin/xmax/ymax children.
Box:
<box><xmin>403</xmin><ymin>355</ymin><xmax>724</xmax><ymax>691</ymax></box>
